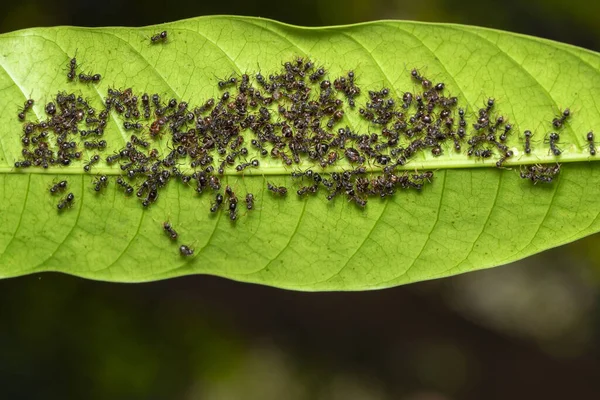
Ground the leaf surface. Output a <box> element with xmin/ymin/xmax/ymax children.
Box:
<box><xmin>0</xmin><ymin>16</ymin><xmax>599</xmax><ymax>290</ymax></box>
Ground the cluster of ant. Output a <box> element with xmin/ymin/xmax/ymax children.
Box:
<box><xmin>520</xmin><ymin>164</ymin><xmax>561</xmax><ymax>184</ymax></box>
<box><xmin>14</xmin><ymin>49</ymin><xmax>590</xmax><ymax>255</ymax></box>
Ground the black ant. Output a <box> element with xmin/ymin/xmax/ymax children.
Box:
<box><xmin>546</xmin><ymin>132</ymin><xmax>561</xmax><ymax>156</ymax></box>
<box><xmin>93</xmin><ymin>175</ymin><xmax>108</xmax><ymax>192</ymax></box>
<box><xmin>57</xmin><ymin>193</ymin><xmax>75</xmax><ymax>211</ymax></box>
<box><xmin>49</xmin><ymin>180</ymin><xmax>67</xmax><ymax>194</ymax></box>
<box><xmin>116</xmin><ymin>177</ymin><xmax>134</xmax><ymax>195</ymax></box>
<box><xmin>84</xmin><ymin>140</ymin><xmax>107</xmax><ymax>150</ymax></box>
<box><xmin>79</xmin><ymin>73</ymin><xmax>101</xmax><ymax>83</ymax></box>
<box><xmin>587</xmin><ymin>131</ymin><xmax>596</xmax><ymax>156</ymax></box>
<box><xmin>235</xmin><ymin>159</ymin><xmax>259</xmax><ymax>172</ymax></box>
<box><xmin>309</xmin><ymin>67</ymin><xmax>326</xmax><ymax>82</ymax></box>
<box><xmin>151</xmin><ymin>31</ymin><xmax>168</xmax><ymax>44</ymax></box>
<box><xmin>83</xmin><ymin>154</ymin><xmax>100</xmax><ymax>172</ymax></box>
<box><xmin>484</xmin><ymin>98</ymin><xmax>495</xmax><ymax>114</ymax></box>
<box><xmin>226</xmin><ymin>186</ymin><xmax>238</xmax><ymax>221</ymax></box>
<box><xmin>218</xmin><ymin>76</ymin><xmax>237</xmax><ymax>89</ymax></box>
<box><xmin>179</xmin><ymin>245</ymin><xmax>194</xmax><ymax>256</ymax></box>
<box><xmin>552</xmin><ymin>108</ymin><xmax>570</xmax><ymax>129</ymax></box>
<box><xmin>410</xmin><ymin>68</ymin><xmax>431</xmax><ymax>88</ymax></box>
<box><xmin>523</xmin><ymin>130</ymin><xmax>532</xmax><ymax>154</ymax></box>
<box><xmin>163</xmin><ymin>222</ymin><xmax>178</xmax><ymax>240</ymax></box>
<box><xmin>495</xmin><ymin>150</ymin><xmax>514</xmax><ymax>167</ymax></box>
<box><xmin>210</xmin><ymin>193</ymin><xmax>224</xmax><ymax>213</ymax></box>
<box><xmin>67</xmin><ymin>56</ymin><xmax>77</xmax><ymax>80</ymax></box>
<box><xmin>18</xmin><ymin>99</ymin><xmax>34</xmax><ymax>120</ymax></box>
<box><xmin>267</xmin><ymin>182</ymin><xmax>287</xmax><ymax>196</ymax></box>
<box><xmin>245</xmin><ymin>193</ymin><xmax>255</xmax><ymax>210</ymax></box>
<box><xmin>499</xmin><ymin>124</ymin><xmax>512</xmax><ymax>142</ymax></box>
<box><xmin>297</xmin><ymin>184</ymin><xmax>319</xmax><ymax>196</ymax></box>
<box><xmin>123</xmin><ymin>122</ymin><xmax>143</xmax><ymax>130</ymax></box>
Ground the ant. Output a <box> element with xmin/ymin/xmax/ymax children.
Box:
<box><xmin>79</xmin><ymin>73</ymin><xmax>101</xmax><ymax>83</ymax></box>
<box><xmin>210</xmin><ymin>193</ymin><xmax>224</xmax><ymax>213</ymax></box>
<box><xmin>546</xmin><ymin>132</ymin><xmax>561</xmax><ymax>156</ymax></box>
<box><xmin>587</xmin><ymin>131</ymin><xmax>596</xmax><ymax>156</ymax></box>
<box><xmin>218</xmin><ymin>76</ymin><xmax>237</xmax><ymax>89</ymax></box>
<box><xmin>116</xmin><ymin>177</ymin><xmax>134</xmax><ymax>195</ymax></box>
<box><xmin>49</xmin><ymin>180</ymin><xmax>68</xmax><ymax>194</ymax></box>
<box><xmin>163</xmin><ymin>222</ymin><xmax>178</xmax><ymax>240</ymax></box>
<box><xmin>235</xmin><ymin>159</ymin><xmax>259</xmax><ymax>172</ymax></box>
<box><xmin>57</xmin><ymin>193</ymin><xmax>75</xmax><ymax>211</ymax></box>
<box><xmin>225</xmin><ymin>186</ymin><xmax>238</xmax><ymax>221</ymax></box>
<box><xmin>410</xmin><ymin>68</ymin><xmax>431</xmax><ymax>88</ymax></box>
<box><xmin>267</xmin><ymin>182</ymin><xmax>287</xmax><ymax>196</ymax></box>
<box><xmin>179</xmin><ymin>245</ymin><xmax>194</xmax><ymax>257</ymax></box>
<box><xmin>151</xmin><ymin>31</ymin><xmax>168</xmax><ymax>44</ymax></box>
<box><xmin>552</xmin><ymin>108</ymin><xmax>570</xmax><ymax>129</ymax></box>
<box><xmin>92</xmin><ymin>175</ymin><xmax>108</xmax><ymax>192</ymax></box>
<box><xmin>499</xmin><ymin>124</ymin><xmax>512</xmax><ymax>142</ymax></box>
<box><xmin>83</xmin><ymin>154</ymin><xmax>100</xmax><ymax>172</ymax></box>
<box><xmin>84</xmin><ymin>140</ymin><xmax>107</xmax><ymax>150</ymax></box>
<box><xmin>523</xmin><ymin>130</ymin><xmax>532</xmax><ymax>154</ymax></box>
<box><xmin>18</xmin><ymin>99</ymin><xmax>34</xmax><ymax>120</ymax></box>
<box><xmin>297</xmin><ymin>184</ymin><xmax>319</xmax><ymax>196</ymax></box>
<box><xmin>245</xmin><ymin>193</ymin><xmax>255</xmax><ymax>210</ymax></box>
<box><xmin>495</xmin><ymin>150</ymin><xmax>514</xmax><ymax>167</ymax></box>
<box><xmin>67</xmin><ymin>56</ymin><xmax>77</xmax><ymax>80</ymax></box>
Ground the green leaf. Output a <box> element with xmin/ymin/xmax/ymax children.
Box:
<box><xmin>0</xmin><ymin>16</ymin><xmax>599</xmax><ymax>290</ymax></box>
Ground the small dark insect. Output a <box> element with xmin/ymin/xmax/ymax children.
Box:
<box><xmin>67</xmin><ymin>56</ymin><xmax>77</xmax><ymax>80</ymax></box>
<box><xmin>210</xmin><ymin>193</ymin><xmax>224</xmax><ymax>213</ymax></box>
<box><xmin>163</xmin><ymin>222</ymin><xmax>178</xmax><ymax>240</ymax></box>
<box><xmin>309</xmin><ymin>67</ymin><xmax>326</xmax><ymax>82</ymax></box>
<box><xmin>45</xmin><ymin>102</ymin><xmax>56</xmax><ymax>115</ymax></box>
<box><xmin>547</xmin><ymin>132</ymin><xmax>561</xmax><ymax>156</ymax></box>
<box><xmin>499</xmin><ymin>123</ymin><xmax>512</xmax><ymax>142</ymax></box>
<box><xmin>344</xmin><ymin>148</ymin><xmax>363</xmax><ymax>164</ymax></box>
<box><xmin>151</xmin><ymin>31</ymin><xmax>168</xmax><ymax>44</ymax></box>
<box><xmin>124</xmin><ymin>121</ymin><xmax>143</xmax><ymax>130</ymax></box>
<box><xmin>18</xmin><ymin>99</ymin><xmax>34</xmax><ymax>120</ymax></box>
<box><xmin>235</xmin><ymin>159</ymin><xmax>259</xmax><ymax>172</ymax></box>
<box><xmin>218</xmin><ymin>76</ymin><xmax>237</xmax><ymax>89</ymax></box>
<box><xmin>524</xmin><ymin>130</ymin><xmax>532</xmax><ymax>154</ymax></box>
<box><xmin>84</xmin><ymin>140</ymin><xmax>107</xmax><ymax>150</ymax></box>
<box><xmin>297</xmin><ymin>184</ymin><xmax>319</xmax><ymax>196</ymax></box>
<box><xmin>93</xmin><ymin>175</ymin><xmax>109</xmax><ymax>192</ymax></box>
<box><xmin>495</xmin><ymin>150</ymin><xmax>514</xmax><ymax>167</ymax></box>
<box><xmin>552</xmin><ymin>108</ymin><xmax>571</xmax><ymax>129</ymax></box>
<box><xmin>49</xmin><ymin>180</ymin><xmax>68</xmax><ymax>194</ymax></box>
<box><xmin>79</xmin><ymin>73</ymin><xmax>101</xmax><ymax>83</ymax></box>
<box><xmin>402</xmin><ymin>92</ymin><xmax>413</xmax><ymax>109</ymax></box>
<box><xmin>116</xmin><ymin>177</ymin><xmax>134</xmax><ymax>195</ymax></box>
<box><xmin>83</xmin><ymin>154</ymin><xmax>100</xmax><ymax>172</ymax></box>
<box><xmin>410</xmin><ymin>68</ymin><xmax>431</xmax><ymax>88</ymax></box>
<box><xmin>587</xmin><ymin>131</ymin><xmax>596</xmax><ymax>156</ymax></box>
<box><xmin>267</xmin><ymin>182</ymin><xmax>287</xmax><ymax>196</ymax></box>
<box><xmin>179</xmin><ymin>245</ymin><xmax>194</xmax><ymax>256</ymax></box>
<box><xmin>245</xmin><ymin>193</ymin><xmax>255</xmax><ymax>210</ymax></box>
<box><xmin>57</xmin><ymin>192</ymin><xmax>75</xmax><ymax>211</ymax></box>
<box><xmin>485</xmin><ymin>98</ymin><xmax>495</xmax><ymax>113</ymax></box>
<box><xmin>431</xmin><ymin>146</ymin><xmax>442</xmax><ymax>157</ymax></box>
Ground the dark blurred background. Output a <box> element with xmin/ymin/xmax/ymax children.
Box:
<box><xmin>2</xmin><ymin>1</ymin><xmax>600</xmax><ymax>399</ymax></box>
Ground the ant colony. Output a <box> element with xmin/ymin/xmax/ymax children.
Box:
<box><xmin>12</xmin><ymin>36</ymin><xmax>591</xmax><ymax>256</ymax></box>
